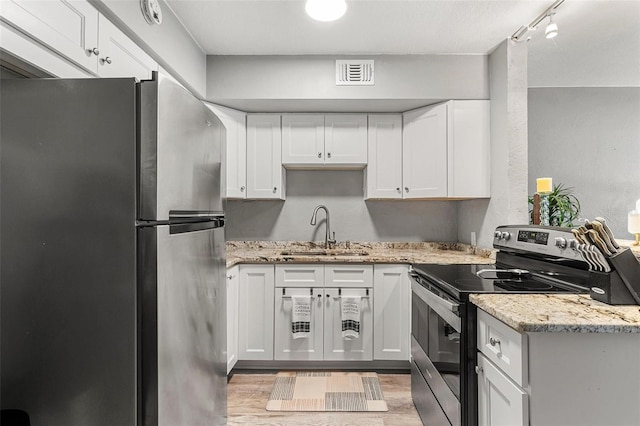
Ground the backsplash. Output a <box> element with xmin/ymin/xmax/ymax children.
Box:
<box><xmin>225</xmin><ymin>170</ymin><xmax>458</xmax><ymax>242</ymax></box>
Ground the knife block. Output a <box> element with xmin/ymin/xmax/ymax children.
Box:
<box><xmin>589</xmin><ymin>249</ymin><xmax>640</xmax><ymax>305</ymax></box>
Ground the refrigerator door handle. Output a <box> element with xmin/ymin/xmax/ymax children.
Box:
<box><xmin>169</xmin><ymin>210</ymin><xmax>225</xmax><ymax>220</ymax></box>
<box><xmin>169</xmin><ymin>218</ymin><xmax>224</xmax><ymax>235</ymax></box>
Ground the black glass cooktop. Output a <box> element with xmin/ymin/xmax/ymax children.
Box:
<box><xmin>411</xmin><ymin>263</ymin><xmax>589</xmax><ymax>301</ymax></box>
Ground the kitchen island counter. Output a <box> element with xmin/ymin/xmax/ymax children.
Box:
<box><xmin>226</xmin><ymin>241</ymin><xmax>495</xmax><ymax>268</ymax></box>
<box><xmin>470</xmin><ymin>293</ymin><xmax>640</xmax><ymax>333</ymax></box>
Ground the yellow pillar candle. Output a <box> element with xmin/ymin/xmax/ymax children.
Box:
<box><xmin>536</xmin><ymin>177</ymin><xmax>553</xmax><ymax>193</ymax></box>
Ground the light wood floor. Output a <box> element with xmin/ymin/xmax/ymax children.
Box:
<box><xmin>227</xmin><ymin>372</ymin><xmax>423</xmax><ymax>425</ymax></box>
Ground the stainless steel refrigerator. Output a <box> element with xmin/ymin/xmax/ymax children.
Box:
<box><xmin>1</xmin><ymin>73</ymin><xmax>227</xmax><ymax>425</ymax></box>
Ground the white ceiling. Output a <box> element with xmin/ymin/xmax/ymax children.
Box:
<box><xmin>166</xmin><ymin>0</ymin><xmax>640</xmax><ymax>87</ymax></box>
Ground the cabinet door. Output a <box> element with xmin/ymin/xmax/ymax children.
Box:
<box><xmin>0</xmin><ymin>0</ymin><xmax>99</xmax><ymax>73</ymax></box>
<box><xmin>274</xmin><ymin>288</ymin><xmax>324</xmax><ymax>360</ymax></box>
<box><xmin>207</xmin><ymin>104</ymin><xmax>247</xmax><ymax>199</ymax></box>
<box><xmin>402</xmin><ymin>104</ymin><xmax>447</xmax><ymax>198</ymax></box>
<box><xmin>226</xmin><ymin>266</ymin><xmax>239</xmax><ymax>374</ymax></box>
<box><xmin>97</xmin><ymin>14</ymin><xmax>156</xmax><ymax>80</ymax></box>
<box><xmin>324</xmin><ymin>115</ymin><xmax>368</xmax><ymax>165</ymax></box>
<box><xmin>238</xmin><ymin>265</ymin><xmax>274</xmax><ymax>360</ymax></box>
<box><xmin>365</xmin><ymin>114</ymin><xmax>403</xmax><ymax>199</ymax></box>
<box><xmin>323</xmin><ymin>287</ymin><xmax>373</xmax><ymax>361</ymax></box>
<box><xmin>448</xmin><ymin>100</ymin><xmax>490</xmax><ymax>198</ymax></box>
<box><xmin>282</xmin><ymin>114</ymin><xmax>325</xmax><ymax>165</ymax></box>
<box><xmin>373</xmin><ymin>264</ymin><xmax>410</xmax><ymax>360</ymax></box>
<box><xmin>477</xmin><ymin>353</ymin><xmax>529</xmax><ymax>426</ymax></box>
<box><xmin>246</xmin><ymin>114</ymin><xmax>284</xmax><ymax>199</ymax></box>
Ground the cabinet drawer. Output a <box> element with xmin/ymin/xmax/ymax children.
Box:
<box><xmin>275</xmin><ymin>264</ymin><xmax>324</xmax><ymax>288</ymax></box>
<box><xmin>325</xmin><ymin>264</ymin><xmax>373</xmax><ymax>288</ymax></box>
<box><xmin>477</xmin><ymin>309</ymin><xmax>528</xmax><ymax>387</ymax></box>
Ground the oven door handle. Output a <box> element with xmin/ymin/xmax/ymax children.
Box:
<box><xmin>411</xmin><ymin>280</ymin><xmax>462</xmax><ymax>333</ymax></box>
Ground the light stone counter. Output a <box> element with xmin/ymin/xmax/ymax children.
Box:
<box><xmin>470</xmin><ymin>293</ymin><xmax>640</xmax><ymax>333</ymax></box>
<box><xmin>226</xmin><ymin>241</ymin><xmax>495</xmax><ymax>268</ymax></box>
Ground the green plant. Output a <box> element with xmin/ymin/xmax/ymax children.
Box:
<box><xmin>528</xmin><ymin>183</ymin><xmax>581</xmax><ymax>227</ymax></box>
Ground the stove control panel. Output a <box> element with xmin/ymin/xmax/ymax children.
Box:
<box><xmin>493</xmin><ymin>225</ymin><xmax>584</xmax><ymax>261</ymax></box>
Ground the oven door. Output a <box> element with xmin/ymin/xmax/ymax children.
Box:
<box><xmin>411</xmin><ymin>274</ymin><xmax>462</xmax><ymax>426</ymax></box>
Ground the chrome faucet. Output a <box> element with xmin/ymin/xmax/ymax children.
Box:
<box><xmin>310</xmin><ymin>205</ymin><xmax>336</xmax><ymax>249</ymax></box>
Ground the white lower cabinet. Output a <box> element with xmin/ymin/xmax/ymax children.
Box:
<box><xmin>238</xmin><ymin>262</ymin><xmax>413</xmax><ymax>365</ymax></box>
<box><xmin>323</xmin><ymin>287</ymin><xmax>373</xmax><ymax>361</ymax></box>
<box><xmin>226</xmin><ymin>266</ymin><xmax>239</xmax><ymax>374</ymax></box>
<box><xmin>273</xmin><ymin>264</ymin><xmax>373</xmax><ymax>361</ymax></box>
<box><xmin>238</xmin><ymin>264</ymin><xmax>274</xmax><ymax>360</ymax></box>
<box><xmin>476</xmin><ymin>308</ymin><xmax>640</xmax><ymax>426</ymax></box>
<box><xmin>477</xmin><ymin>352</ymin><xmax>528</xmax><ymax>426</ymax></box>
<box><xmin>373</xmin><ymin>264</ymin><xmax>410</xmax><ymax>360</ymax></box>
<box><xmin>274</xmin><ymin>287</ymin><xmax>325</xmax><ymax>360</ymax></box>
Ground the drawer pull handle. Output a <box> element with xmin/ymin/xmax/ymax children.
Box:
<box><xmin>489</xmin><ymin>337</ymin><xmax>501</xmax><ymax>347</ymax></box>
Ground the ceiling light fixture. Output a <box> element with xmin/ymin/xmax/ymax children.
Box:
<box><xmin>511</xmin><ymin>0</ymin><xmax>564</xmax><ymax>42</ymax></box>
<box><xmin>545</xmin><ymin>14</ymin><xmax>558</xmax><ymax>39</ymax></box>
<box><xmin>305</xmin><ymin>0</ymin><xmax>347</xmax><ymax>22</ymax></box>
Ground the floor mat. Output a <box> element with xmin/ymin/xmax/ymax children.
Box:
<box><xmin>266</xmin><ymin>371</ymin><xmax>388</xmax><ymax>412</ymax></box>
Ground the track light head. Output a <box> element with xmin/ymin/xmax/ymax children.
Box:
<box><xmin>545</xmin><ymin>14</ymin><xmax>558</xmax><ymax>39</ymax></box>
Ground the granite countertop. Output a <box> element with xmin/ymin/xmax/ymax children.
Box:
<box><xmin>470</xmin><ymin>294</ymin><xmax>640</xmax><ymax>333</ymax></box>
<box><xmin>226</xmin><ymin>241</ymin><xmax>495</xmax><ymax>268</ymax></box>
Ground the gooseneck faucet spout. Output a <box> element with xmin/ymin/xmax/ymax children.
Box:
<box><xmin>310</xmin><ymin>205</ymin><xmax>336</xmax><ymax>249</ymax></box>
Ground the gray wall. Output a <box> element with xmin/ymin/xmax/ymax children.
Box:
<box><xmin>206</xmin><ymin>54</ymin><xmax>489</xmax><ymax>112</ymax></box>
<box><xmin>92</xmin><ymin>0</ymin><xmax>206</xmax><ymax>97</ymax></box>
<box><xmin>528</xmin><ymin>87</ymin><xmax>640</xmax><ymax>239</ymax></box>
<box><xmin>458</xmin><ymin>39</ymin><xmax>529</xmax><ymax>248</ymax></box>
<box><xmin>225</xmin><ymin>170</ymin><xmax>458</xmax><ymax>242</ymax></box>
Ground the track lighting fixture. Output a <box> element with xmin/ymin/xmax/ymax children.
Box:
<box><xmin>545</xmin><ymin>14</ymin><xmax>558</xmax><ymax>39</ymax></box>
<box><xmin>511</xmin><ymin>0</ymin><xmax>564</xmax><ymax>42</ymax></box>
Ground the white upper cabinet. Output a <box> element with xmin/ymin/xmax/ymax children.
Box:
<box><xmin>206</xmin><ymin>104</ymin><xmax>247</xmax><ymax>199</ymax></box>
<box><xmin>282</xmin><ymin>114</ymin><xmax>367</xmax><ymax>167</ymax></box>
<box><xmin>96</xmin><ymin>14</ymin><xmax>156</xmax><ymax>80</ymax></box>
<box><xmin>0</xmin><ymin>0</ymin><xmax>157</xmax><ymax>80</ymax></box>
<box><xmin>0</xmin><ymin>0</ymin><xmax>99</xmax><ymax>73</ymax></box>
<box><xmin>246</xmin><ymin>114</ymin><xmax>284</xmax><ymax>199</ymax></box>
<box><xmin>447</xmin><ymin>100</ymin><xmax>490</xmax><ymax>198</ymax></box>
<box><xmin>365</xmin><ymin>114</ymin><xmax>403</xmax><ymax>199</ymax></box>
<box><xmin>282</xmin><ymin>115</ymin><xmax>325</xmax><ymax>165</ymax></box>
<box><xmin>368</xmin><ymin>100</ymin><xmax>490</xmax><ymax>200</ymax></box>
<box><xmin>324</xmin><ymin>115</ymin><xmax>368</xmax><ymax>165</ymax></box>
<box><xmin>402</xmin><ymin>103</ymin><xmax>449</xmax><ymax>198</ymax></box>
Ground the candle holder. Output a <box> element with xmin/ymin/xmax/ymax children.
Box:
<box><xmin>535</xmin><ymin>177</ymin><xmax>553</xmax><ymax>227</ymax></box>
<box><xmin>539</xmin><ymin>192</ymin><xmax>550</xmax><ymax>226</ymax></box>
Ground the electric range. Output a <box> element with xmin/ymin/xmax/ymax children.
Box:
<box><xmin>409</xmin><ymin>225</ymin><xmax>592</xmax><ymax>426</ymax></box>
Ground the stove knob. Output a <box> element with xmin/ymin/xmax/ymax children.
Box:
<box><xmin>555</xmin><ymin>237</ymin><xmax>567</xmax><ymax>249</ymax></box>
<box><xmin>501</xmin><ymin>232</ymin><xmax>511</xmax><ymax>241</ymax></box>
<box><xmin>494</xmin><ymin>231</ymin><xmax>502</xmax><ymax>239</ymax></box>
<box><xmin>569</xmin><ymin>239</ymin><xmax>578</xmax><ymax>249</ymax></box>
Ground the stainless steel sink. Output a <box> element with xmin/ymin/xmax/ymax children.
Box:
<box><xmin>279</xmin><ymin>250</ymin><xmax>369</xmax><ymax>257</ymax></box>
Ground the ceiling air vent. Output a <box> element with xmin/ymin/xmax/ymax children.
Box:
<box><xmin>336</xmin><ymin>60</ymin><xmax>374</xmax><ymax>86</ymax></box>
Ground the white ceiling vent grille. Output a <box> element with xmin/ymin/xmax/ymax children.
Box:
<box><xmin>336</xmin><ymin>60</ymin><xmax>374</xmax><ymax>86</ymax></box>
